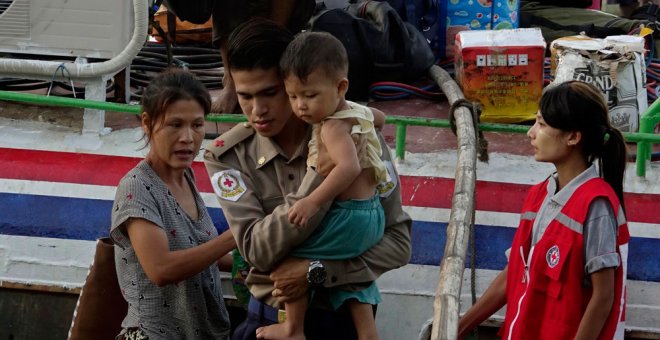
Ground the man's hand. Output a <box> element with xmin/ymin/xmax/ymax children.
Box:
<box><xmin>288</xmin><ymin>197</ymin><xmax>320</xmax><ymax>227</ymax></box>
<box><xmin>270</xmin><ymin>257</ymin><xmax>310</xmax><ymax>303</ymax></box>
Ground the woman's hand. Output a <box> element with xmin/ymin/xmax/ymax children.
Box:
<box><xmin>458</xmin><ymin>266</ymin><xmax>508</xmax><ymax>339</ymax></box>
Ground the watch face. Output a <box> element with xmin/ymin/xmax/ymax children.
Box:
<box><xmin>307</xmin><ymin>265</ymin><xmax>326</xmax><ymax>285</ymax></box>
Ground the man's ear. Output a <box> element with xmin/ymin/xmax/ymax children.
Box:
<box><xmin>337</xmin><ymin>77</ymin><xmax>349</xmax><ymax>97</ymax></box>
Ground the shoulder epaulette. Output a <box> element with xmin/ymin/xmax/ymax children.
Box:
<box><xmin>205</xmin><ymin>122</ymin><xmax>255</xmax><ymax>159</ymax></box>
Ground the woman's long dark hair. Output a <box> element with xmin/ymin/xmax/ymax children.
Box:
<box><xmin>539</xmin><ymin>81</ymin><xmax>627</xmax><ymax>209</ymax></box>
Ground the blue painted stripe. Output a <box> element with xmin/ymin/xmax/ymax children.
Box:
<box><xmin>1</xmin><ymin>193</ymin><xmax>659</xmax><ymax>282</ymax></box>
<box><xmin>410</xmin><ymin>221</ymin><xmax>660</xmax><ymax>282</ymax></box>
<box><xmin>411</xmin><ymin>221</ymin><xmax>517</xmax><ymax>271</ymax></box>
<box><xmin>0</xmin><ymin>193</ymin><xmax>230</xmax><ymax>240</ymax></box>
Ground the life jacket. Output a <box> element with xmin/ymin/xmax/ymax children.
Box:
<box><xmin>502</xmin><ymin>177</ymin><xmax>629</xmax><ymax>340</ymax></box>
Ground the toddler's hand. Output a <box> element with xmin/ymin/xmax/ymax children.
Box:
<box><xmin>288</xmin><ymin>198</ymin><xmax>319</xmax><ymax>227</ymax></box>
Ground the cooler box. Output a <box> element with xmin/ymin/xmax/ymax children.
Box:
<box><xmin>455</xmin><ymin>28</ymin><xmax>546</xmax><ymax>123</ymax></box>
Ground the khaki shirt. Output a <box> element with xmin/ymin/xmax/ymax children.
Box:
<box><xmin>204</xmin><ymin>123</ymin><xmax>412</xmax><ymax>307</ymax></box>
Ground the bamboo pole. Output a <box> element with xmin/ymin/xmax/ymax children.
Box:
<box><xmin>426</xmin><ymin>65</ymin><xmax>477</xmax><ymax>340</ymax></box>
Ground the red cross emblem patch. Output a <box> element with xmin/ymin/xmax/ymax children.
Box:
<box><xmin>546</xmin><ymin>245</ymin><xmax>560</xmax><ymax>268</ymax></box>
<box><xmin>210</xmin><ymin>169</ymin><xmax>246</xmax><ymax>202</ymax></box>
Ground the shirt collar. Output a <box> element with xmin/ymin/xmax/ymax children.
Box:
<box><xmin>253</xmin><ymin>126</ymin><xmax>311</xmax><ymax>169</ymax></box>
<box><xmin>546</xmin><ymin>163</ymin><xmax>599</xmax><ymax>206</ymax></box>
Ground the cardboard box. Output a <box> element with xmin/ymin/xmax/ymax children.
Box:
<box><xmin>455</xmin><ymin>28</ymin><xmax>546</xmax><ymax>123</ymax></box>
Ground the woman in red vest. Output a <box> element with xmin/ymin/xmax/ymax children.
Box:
<box><xmin>458</xmin><ymin>81</ymin><xmax>630</xmax><ymax>340</ymax></box>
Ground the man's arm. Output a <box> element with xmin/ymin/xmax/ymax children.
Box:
<box><xmin>272</xmin><ymin>132</ymin><xmax>412</xmax><ymax>292</ymax></box>
<box><xmin>204</xmin><ymin>143</ymin><xmax>329</xmax><ymax>273</ymax></box>
<box><xmin>206</xmin><ymin>127</ymin><xmax>410</xmax><ymax>286</ymax></box>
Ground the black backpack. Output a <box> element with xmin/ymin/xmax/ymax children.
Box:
<box><xmin>381</xmin><ymin>0</ymin><xmax>440</xmax><ymax>53</ymax></box>
<box><xmin>162</xmin><ymin>0</ymin><xmax>214</xmax><ymax>24</ymax></box>
<box><xmin>311</xmin><ymin>1</ymin><xmax>436</xmax><ymax>100</ymax></box>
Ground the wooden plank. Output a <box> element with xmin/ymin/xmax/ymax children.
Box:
<box><xmin>0</xmin><ymin>287</ymin><xmax>78</xmax><ymax>339</ymax></box>
<box><xmin>0</xmin><ymin>281</ymin><xmax>81</xmax><ymax>295</ymax></box>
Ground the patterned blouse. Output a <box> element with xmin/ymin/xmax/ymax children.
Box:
<box><xmin>111</xmin><ymin>160</ymin><xmax>230</xmax><ymax>339</ymax></box>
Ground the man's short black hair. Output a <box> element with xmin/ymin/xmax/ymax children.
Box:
<box><xmin>226</xmin><ymin>18</ymin><xmax>294</xmax><ymax>72</ymax></box>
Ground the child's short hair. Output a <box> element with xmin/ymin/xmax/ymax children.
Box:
<box><xmin>280</xmin><ymin>31</ymin><xmax>348</xmax><ymax>82</ymax></box>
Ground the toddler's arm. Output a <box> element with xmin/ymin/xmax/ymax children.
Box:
<box><xmin>371</xmin><ymin>107</ymin><xmax>386</xmax><ymax>130</ymax></box>
<box><xmin>288</xmin><ymin>119</ymin><xmax>361</xmax><ymax>226</ymax></box>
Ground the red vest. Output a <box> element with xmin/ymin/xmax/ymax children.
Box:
<box><xmin>502</xmin><ymin>178</ymin><xmax>629</xmax><ymax>340</ymax></box>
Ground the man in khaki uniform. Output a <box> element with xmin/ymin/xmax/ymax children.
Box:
<box><xmin>204</xmin><ymin>18</ymin><xmax>412</xmax><ymax>340</ymax></box>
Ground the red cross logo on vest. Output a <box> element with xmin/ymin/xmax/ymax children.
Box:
<box><xmin>546</xmin><ymin>245</ymin><xmax>560</xmax><ymax>268</ymax></box>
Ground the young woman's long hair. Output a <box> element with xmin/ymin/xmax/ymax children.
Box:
<box><xmin>539</xmin><ymin>81</ymin><xmax>627</xmax><ymax>209</ymax></box>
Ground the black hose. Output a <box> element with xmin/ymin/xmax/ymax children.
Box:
<box><xmin>0</xmin><ymin>78</ymin><xmax>48</xmax><ymax>86</ymax></box>
<box><xmin>132</xmin><ymin>57</ymin><xmax>222</xmax><ymax>70</ymax></box>
<box><xmin>189</xmin><ymin>70</ymin><xmax>224</xmax><ymax>77</ymax></box>
<box><xmin>138</xmin><ymin>51</ymin><xmax>220</xmax><ymax>63</ymax></box>
<box><xmin>0</xmin><ymin>39</ymin><xmax>225</xmax><ymax>99</ymax></box>
<box><xmin>131</xmin><ymin>65</ymin><xmax>169</xmax><ymax>72</ymax></box>
<box><xmin>0</xmin><ymin>81</ymin><xmax>51</xmax><ymax>91</ymax></box>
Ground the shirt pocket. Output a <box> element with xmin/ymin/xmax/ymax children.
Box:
<box><xmin>532</xmin><ymin>237</ymin><xmax>573</xmax><ymax>299</ymax></box>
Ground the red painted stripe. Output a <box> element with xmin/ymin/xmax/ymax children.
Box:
<box><xmin>0</xmin><ymin>147</ymin><xmax>213</xmax><ymax>192</ymax></box>
<box><xmin>2</xmin><ymin>147</ymin><xmax>136</xmax><ymax>186</ymax></box>
<box><xmin>400</xmin><ymin>176</ymin><xmax>530</xmax><ymax>213</ymax></box>
<box><xmin>1</xmin><ymin>147</ymin><xmax>657</xmax><ymax>224</ymax></box>
<box><xmin>399</xmin><ymin>176</ymin><xmax>658</xmax><ymax>224</ymax></box>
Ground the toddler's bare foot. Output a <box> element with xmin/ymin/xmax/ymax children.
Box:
<box><xmin>211</xmin><ymin>79</ymin><xmax>240</xmax><ymax>114</ymax></box>
<box><xmin>255</xmin><ymin>323</ymin><xmax>305</xmax><ymax>340</ymax></box>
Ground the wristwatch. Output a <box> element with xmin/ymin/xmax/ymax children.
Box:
<box><xmin>307</xmin><ymin>260</ymin><xmax>327</xmax><ymax>286</ymax></box>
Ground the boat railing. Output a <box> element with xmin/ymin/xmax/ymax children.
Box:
<box><xmin>0</xmin><ymin>89</ymin><xmax>658</xmax><ymax>177</ymax></box>
<box><xmin>637</xmin><ymin>98</ymin><xmax>660</xmax><ymax>176</ymax></box>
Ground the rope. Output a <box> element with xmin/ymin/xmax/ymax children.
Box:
<box><xmin>448</xmin><ymin>98</ymin><xmax>489</xmax><ymax>163</ymax></box>
<box><xmin>47</xmin><ymin>63</ymin><xmax>76</xmax><ymax>98</ymax></box>
<box><xmin>368</xmin><ymin>81</ymin><xmax>445</xmax><ymax>101</ymax></box>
